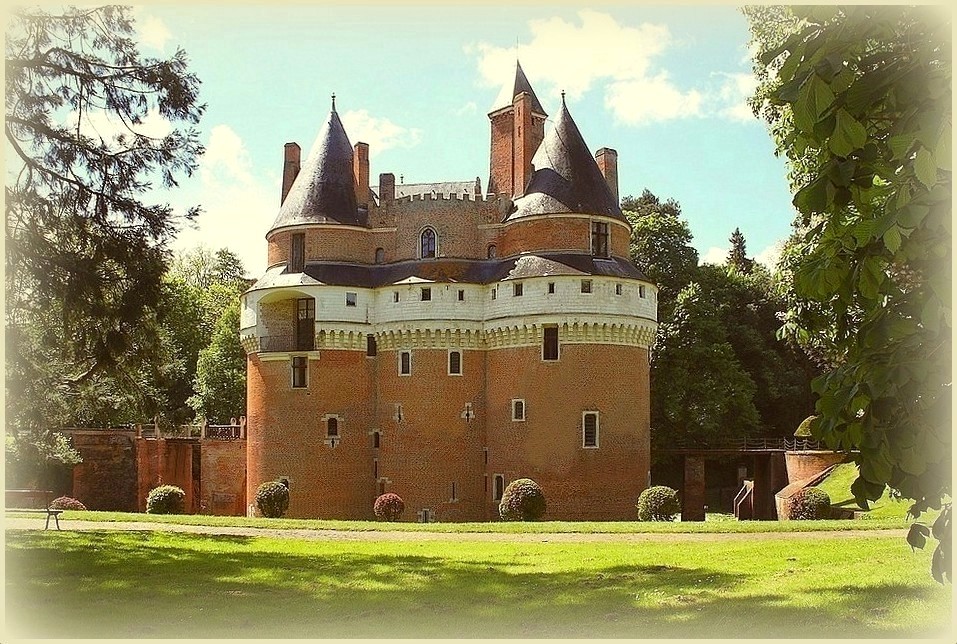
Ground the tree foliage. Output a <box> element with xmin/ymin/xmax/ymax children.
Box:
<box><xmin>726</xmin><ymin>227</ymin><xmax>753</xmax><ymax>274</ymax></box>
<box><xmin>745</xmin><ymin>5</ymin><xmax>951</xmax><ymax>581</ymax></box>
<box><xmin>5</xmin><ymin>7</ymin><xmax>205</xmax><ymax>438</ymax></box>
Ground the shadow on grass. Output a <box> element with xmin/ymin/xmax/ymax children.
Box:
<box><xmin>5</xmin><ymin>531</ymin><xmax>949</xmax><ymax>639</ymax></box>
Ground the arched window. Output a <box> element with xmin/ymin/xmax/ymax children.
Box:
<box><xmin>374</xmin><ymin>247</ymin><xmax>385</xmax><ymax>264</ymax></box>
<box><xmin>487</xmin><ymin>244</ymin><xmax>497</xmax><ymax>258</ymax></box>
<box><xmin>420</xmin><ymin>228</ymin><xmax>436</xmax><ymax>259</ymax></box>
<box><xmin>327</xmin><ymin>417</ymin><xmax>338</xmax><ymax>438</ymax></box>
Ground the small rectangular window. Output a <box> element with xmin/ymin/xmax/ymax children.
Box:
<box><xmin>513</xmin><ymin>282</ymin><xmax>523</xmax><ymax>297</ymax></box>
<box><xmin>457</xmin><ymin>289</ymin><xmax>465</xmax><ymax>301</ymax></box>
<box><xmin>512</xmin><ymin>399</ymin><xmax>526</xmax><ymax>421</ymax></box>
<box><xmin>291</xmin><ymin>356</ymin><xmax>307</xmax><ymax>388</ymax></box>
<box><xmin>583</xmin><ymin>412</ymin><xmax>599</xmax><ymax>448</ymax></box>
<box><xmin>493</xmin><ymin>474</ymin><xmax>505</xmax><ymax>501</ymax></box>
<box><xmin>421</xmin><ymin>287</ymin><xmax>432</xmax><ymax>301</ymax></box>
<box><xmin>373</xmin><ymin>431</ymin><xmax>380</xmax><ymax>448</ymax></box>
<box><xmin>326</xmin><ymin>417</ymin><xmax>339</xmax><ymax>437</ymax></box>
<box><xmin>449</xmin><ymin>350</ymin><xmax>462</xmax><ymax>375</ymax></box>
<box><xmin>591</xmin><ymin>221</ymin><xmax>609</xmax><ymax>257</ymax></box>
<box><xmin>346</xmin><ymin>292</ymin><xmax>357</xmax><ymax>307</ymax></box>
<box><xmin>548</xmin><ymin>282</ymin><xmax>555</xmax><ymax>294</ymax></box>
<box><xmin>615</xmin><ymin>283</ymin><xmax>623</xmax><ymax>296</ymax></box>
<box><xmin>399</xmin><ymin>351</ymin><xmax>411</xmax><ymax>375</ymax></box>
<box><xmin>366</xmin><ymin>334</ymin><xmax>377</xmax><ymax>357</ymax></box>
<box><xmin>393</xmin><ymin>291</ymin><xmax>400</xmax><ymax>303</ymax></box>
<box><xmin>581</xmin><ymin>279</ymin><xmax>592</xmax><ymax>294</ymax></box>
<box><xmin>639</xmin><ymin>285</ymin><xmax>646</xmax><ymax>298</ymax></box>
<box><xmin>290</xmin><ymin>233</ymin><xmax>305</xmax><ymax>272</ymax></box>
<box><xmin>543</xmin><ymin>326</ymin><xmax>559</xmax><ymax>361</ymax></box>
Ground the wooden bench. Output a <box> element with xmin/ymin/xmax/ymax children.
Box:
<box><xmin>5</xmin><ymin>489</ymin><xmax>63</xmax><ymax>530</ymax></box>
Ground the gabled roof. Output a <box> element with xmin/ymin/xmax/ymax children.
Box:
<box><xmin>507</xmin><ymin>98</ymin><xmax>624</xmax><ymax>223</ymax></box>
<box><xmin>489</xmin><ymin>60</ymin><xmax>547</xmax><ymax>117</ymax></box>
<box><xmin>269</xmin><ymin>100</ymin><xmax>365</xmax><ymax>231</ymax></box>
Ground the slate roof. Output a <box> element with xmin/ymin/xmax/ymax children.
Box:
<box><xmin>507</xmin><ymin>99</ymin><xmax>624</xmax><ymax>223</ymax></box>
<box><xmin>490</xmin><ymin>60</ymin><xmax>547</xmax><ymax>116</ymax></box>
<box><xmin>249</xmin><ymin>253</ymin><xmax>648</xmax><ymax>291</ymax></box>
<box><xmin>269</xmin><ymin>103</ymin><xmax>366</xmax><ymax>231</ymax></box>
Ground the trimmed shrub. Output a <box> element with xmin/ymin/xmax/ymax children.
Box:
<box><xmin>794</xmin><ymin>415</ymin><xmax>818</xmax><ymax>438</ymax></box>
<box><xmin>146</xmin><ymin>485</ymin><xmax>186</xmax><ymax>514</ymax></box>
<box><xmin>373</xmin><ymin>493</ymin><xmax>405</xmax><ymax>522</ymax></box>
<box><xmin>49</xmin><ymin>496</ymin><xmax>86</xmax><ymax>511</ymax></box>
<box><xmin>789</xmin><ymin>486</ymin><xmax>831</xmax><ymax>520</ymax></box>
<box><xmin>256</xmin><ymin>480</ymin><xmax>290</xmax><ymax>518</ymax></box>
<box><xmin>637</xmin><ymin>486</ymin><xmax>681</xmax><ymax>521</ymax></box>
<box><xmin>498</xmin><ymin>478</ymin><xmax>546</xmax><ymax>521</ymax></box>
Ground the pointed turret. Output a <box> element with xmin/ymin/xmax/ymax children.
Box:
<box><xmin>269</xmin><ymin>96</ymin><xmax>364</xmax><ymax>231</ymax></box>
<box><xmin>488</xmin><ymin>60</ymin><xmax>548</xmax><ymax>197</ymax></box>
<box><xmin>507</xmin><ymin>97</ymin><xmax>624</xmax><ymax>222</ymax></box>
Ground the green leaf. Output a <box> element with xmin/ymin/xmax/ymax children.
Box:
<box><xmin>882</xmin><ymin>225</ymin><xmax>901</xmax><ymax>253</ymax></box>
<box><xmin>914</xmin><ymin>146</ymin><xmax>937</xmax><ymax>188</ymax></box>
<box><xmin>934</xmin><ymin>122</ymin><xmax>951</xmax><ymax>171</ymax></box>
<box><xmin>907</xmin><ymin>522</ymin><xmax>930</xmax><ymax>551</ymax></box>
<box><xmin>829</xmin><ymin>108</ymin><xmax>868</xmax><ymax>157</ymax></box>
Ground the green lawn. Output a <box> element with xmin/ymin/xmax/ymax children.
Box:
<box><xmin>5</xmin><ymin>529</ymin><xmax>951</xmax><ymax>638</ymax></box>
<box><xmin>816</xmin><ymin>462</ymin><xmax>931</xmax><ymax>520</ymax></box>
<box><xmin>15</xmin><ymin>508</ymin><xmax>912</xmax><ymax>532</ymax></box>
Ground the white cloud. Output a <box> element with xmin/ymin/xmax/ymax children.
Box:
<box><xmin>468</xmin><ymin>10</ymin><xmax>757</xmax><ymax>125</ymax></box>
<box><xmin>754</xmin><ymin>241</ymin><xmax>784</xmax><ymax>270</ymax></box>
<box><xmin>174</xmin><ymin>125</ymin><xmax>271</xmax><ymax>276</ymax></box>
<box><xmin>456</xmin><ymin>101</ymin><xmax>478</xmax><ymax>116</ymax></box>
<box><xmin>712</xmin><ymin>72</ymin><xmax>759</xmax><ymax>123</ymax></box>
<box><xmin>340</xmin><ymin>110</ymin><xmax>422</xmax><ymax>158</ymax></box>
<box><xmin>136</xmin><ymin>14</ymin><xmax>172</xmax><ymax>52</ymax></box>
<box><xmin>701</xmin><ymin>246</ymin><xmax>727</xmax><ymax>265</ymax></box>
<box><xmin>66</xmin><ymin>107</ymin><xmax>172</xmax><ymax>144</ymax></box>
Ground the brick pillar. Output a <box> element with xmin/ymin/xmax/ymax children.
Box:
<box><xmin>281</xmin><ymin>142</ymin><xmax>300</xmax><ymax>205</ymax></box>
<box><xmin>354</xmin><ymin>142</ymin><xmax>369</xmax><ymax>207</ymax></box>
<box><xmin>595</xmin><ymin>147</ymin><xmax>619</xmax><ymax>203</ymax></box>
<box><xmin>681</xmin><ymin>455</ymin><xmax>706</xmax><ymax>521</ymax></box>
<box><xmin>512</xmin><ymin>92</ymin><xmax>534</xmax><ymax>197</ymax></box>
<box><xmin>379</xmin><ymin>173</ymin><xmax>395</xmax><ymax>204</ymax></box>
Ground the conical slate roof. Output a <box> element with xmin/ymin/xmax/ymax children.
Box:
<box><xmin>270</xmin><ymin>100</ymin><xmax>364</xmax><ymax>231</ymax></box>
<box><xmin>489</xmin><ymin>60</ymin><xmax>547</xmax><ymax>116</ymax></box>
<box><xmin>507</xmin><ymin>98</ymin><xmax>624</xmax><ymax>222</ymax></box>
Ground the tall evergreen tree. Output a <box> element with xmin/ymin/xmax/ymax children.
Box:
<box><xmin>726</xmin><ymin>227</ymin><xmax>753</xmax><ymax>273</ymax></box>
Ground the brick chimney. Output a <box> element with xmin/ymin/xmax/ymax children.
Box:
<box><xmin>595</xmin><ymin>147</ymin><xmax>619</xmax><ymax>203</ymax></box>
<box><xmin>353</xmin><ymin>142</ymin><xmax>370</xmax><ymax>208</ymax></box>
<box><xmin>281</xmin><ymin>142</ymin><xmax>301</xmax><ymax>205</ymax></box>
<box><xmin>512</xmin><ymin>92</ymin><xmax>535</xmax><ymax>197</ymax></box>
<box><xmin>379</xmin><ymin>172</ymin><xmax>395</xmax><ymax>204</ymax></box>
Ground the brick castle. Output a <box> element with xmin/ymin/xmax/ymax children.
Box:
<box><xmin>240</xmin><ymin>62</ymin><xmax>658</xmax><ymax>520</ymax></box>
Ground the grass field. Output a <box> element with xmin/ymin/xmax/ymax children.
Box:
<box><xmin>5</xmin><ymin>528</ymin><xmax>951</xmax><ymax>638</ymax></box>
<box><xmin>816</xmin><ymin>462</ymin><xmax>926</xmax><ymax>520</ymax></box>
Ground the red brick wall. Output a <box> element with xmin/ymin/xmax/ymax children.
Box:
<box><xmin>67</xmin><ymin>431</ymin><xmax>138</xmax><ymax>511</ymax></box>
<box><xmin>485</xmin><ymin>343</ymin><xmax>650</xmax><ymax>520</ymax></box>
<box><xmin>267</xmin><ymin>227</ymin><xmax>374</xmax><ymax>266</ymax></box>
<box><xmin>785</xmin><ymin>451</ymin><xmax>846</xmax><ymax>484</ymax></box>
<box><xmin>375</xmin><ymin>348</ymin><xmax>487</xmax><ymax>521</ymax></box>
<box><xmin>200</xmin><ymin>440</ymin><xmax>247</xmax><ymax>515</ymax></box>
<box><xmin>488</xmin><ymin>111</ymin><xmax>513</xmax><ymax>196</ymax></box>
<box><xmin>246</xmin><ymin>351</ymin><xmax>376</xmax><ymax>518</ymax></box>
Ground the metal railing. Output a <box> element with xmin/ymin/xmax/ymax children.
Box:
<box><xmin>665</xmin><ymin>437</ymin><xmax>827</xmax><ymax>452</ymax></box>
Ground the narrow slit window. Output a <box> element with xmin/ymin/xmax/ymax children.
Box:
<box><xmin>615</xmin><ymin>283</ymin><xmax>623</xmax><ymax>296</ymax></box>
<box><xmin>373</xmin><ymin>431</ymin><xmax>380</xmax><ymax>448</ymax></box>
<box><xmin>291</xmin><ymin>356</ymin><xmax>308</xmax><ymax>388</ymax></box>
<box><xmin>457</xmin><ymin>289</ymin><xmax>465</xmax><ymax>301</ymax></box>
<box><xmin>290</xmin><ymin>233</ymin><xmax>305</xmax><ymax>272</ymax></box>
<box><xmin>366</xmin><ymin>334</ymin><xmax>377</xmax><ymax>357</ymax></box>
<box><xmin>512</xmin><ymin>399</ymin><xmax>526</xmax><ymax>421</ymax></box>
<box><xmin>399</xmin><ymin>351</ymin><xmax>411</xmax><ymax>376</ymax></box>
<box><xmin>639</xmin><ymin>285</ymin><xmax>647</xmax><ymax>299</ymax></box>
<box><xmin>393</xmin><ymin>291</ymin><xmax>400</xmax><ymax>303</ymax></box>
<box><xmin>449</xmin><ymin>350</ymin><xmax>462</xmax><ymax>375</ymax></box>
<box><xmin>583</xmin><ymin>412</ymin><xmax>599</xmax><ymax>448</ymax></box>
<box><xmin>547</xmin><ymin>282</ymin><xmax>555</xmax><ymax>294</ymax></box>
<box><xmin>493</xmin><ymin>475</ymin><xmax>505</xmax><ymax>501</ymax></box>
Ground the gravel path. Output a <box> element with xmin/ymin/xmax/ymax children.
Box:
<box><xmin>4</xmin><ymin>517</ymin><xmax>907</xmax><ymax>542</ymax></box>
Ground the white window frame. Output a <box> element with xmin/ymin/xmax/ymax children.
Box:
<box><xmin>291</xmin><ymin>355</ymin><xmax>308</xmax><ymax>388</ymax></box>
<box><xmin>582</xmin><ymin>411</ymin><xmax>600</xmax><ymax>449</ymax></box>
<box><xmin>448</xmin><ymin>349</ymin><xmax>463</xmax><ymax>376</ymax></box>
<box><xmin>399</xmin><ymin>350</ymin><xmax>412</xmax><ymax>376</ymax></box>
<box><xmin>511</xmin><ymin>399</ymin><xmax>526</xmax><ymax>422</ymax></box>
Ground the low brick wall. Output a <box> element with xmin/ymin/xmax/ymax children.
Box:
<box><xmin>67</xmin><ymin>430</ymin><xmax>139</xmax><ymax>511</ymax></box>
<box><xmin>784</xmin><ymin>451</ymin><xmax>846</xmax><ymax>484</ymax></box>
<box><xmin>200</xmin><ymin>440</ymin><xmax>247</xmax><ymax>515</ymax></box>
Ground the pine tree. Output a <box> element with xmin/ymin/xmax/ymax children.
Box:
<box><xmin>726</xmin><ymin>227</ymin><xmax>753</xmax><ymax>273</ymax></box>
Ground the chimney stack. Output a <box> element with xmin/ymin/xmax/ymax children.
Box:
<box><xmin>379</xmin><ymin>173</ymin><xmax>395</xmax><ymax>204</ymax></box>
<box><xmin>281</xmin><ymin>142</ymin><xmax>301</xmax><ymax>205</ymax></box>
<box><xmin>353</xmin><ymin>142</ymin><xmax>370</xmax><ymax>208</ymax></box>
<box><xmin>595</xmin><ymin>148</ymin><xmax>619</xmax><ymax>204</ymax></box>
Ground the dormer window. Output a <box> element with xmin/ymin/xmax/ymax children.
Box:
<box><xmin>420</xmin><ymin>228</ymin><xmax>437</xmax><ymax>259</ymax></box>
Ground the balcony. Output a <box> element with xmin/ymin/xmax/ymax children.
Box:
<box><xmin>259</xmin><ymin>334</ymin><xmax>314</xmax><ymax>352</ymax></box>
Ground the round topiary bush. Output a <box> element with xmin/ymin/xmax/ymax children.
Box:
<box><xmin>636</xmin><ymin>486</ymin><xmax>681</xmax><ymax>521</ymax></box>
<box><xmin>146</xmin><ymin>485</ymin><xmax>186</xmax><ymax>514</ymax></box>
<box><xmin>256</xmin><ymin>480</ymin><xmax>290</xmax><ymax>518</ymax></box>
<box><xmin>498</xmin><ymin>478</ymin><xmax>546</xmax><ymax>521</ymax></box>
<box><xmin>49</xmin><ymin>496</ymin><xmax>86</xmax><ymax>511</ymax></box>
<box><xmin>373</xmin><ymin>493</ymin><xmax>405</xmax><ymax>522</ymax></box>
<box><xmin>788</xmin><ymin>486</ymin><xmax>831</xmax><ymax>520</ymax></box>
<box><xmin>794</xmin><ymin>415</ymin><xmax>818</xmax><ymax>438</ymax></box>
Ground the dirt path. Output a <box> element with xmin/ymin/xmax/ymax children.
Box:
<box><xmin>4</xmin><ymin>517</ymin><xmax>907</xmax><ymax>542</ymax></box>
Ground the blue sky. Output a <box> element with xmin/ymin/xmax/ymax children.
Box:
<box><xmin>131</xmin><ymin>4</ymin><xmax>798</xmax><ymax>277</ymax></box>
